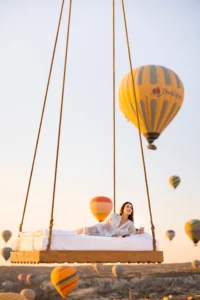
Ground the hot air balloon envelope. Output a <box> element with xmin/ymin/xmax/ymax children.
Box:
<box><xmin>0</xmin><ymin>247</ymin><xmax>12</xmax><ymax>261</ymax></box>
<box><xmin>118</xmin><ymin>65</ymin><xmax>184</xmax><ymax>149</ymax></box>
<box><xmin>93</xmin><ymin>263</ymin><xmax>103</xmax><ymax>274</ymax></box>
<box><xmin>1</xmin><ymin>230</ymin><xmax>12</xmax><ymax>243</ymax></box>
<box><xmin>1</xmin><ymin>281</ymin><xmax>13</xmax><ymax>292</ymax></box>
<box><xmin>166</xmin><ymin>230</ymin><xmax>175</xmax><ymax>241</ymax></box>
<box><xmin>185</xmin><ymin>219</ymin><xmax>200</xmax><ymax>245</ymax></box>
<box><xmin>90</xmin><ymin>196</ymin><xmax>112</xmax><ymax>222</ymax></box>
<box><xmin>26</xmin><ymin>274</ymin><xmax>37</xmax><ymax>285</ymax></box>
<box><xmin>51</xmin><ymin>266</ymin><xmax>79</xmax><ymax>298</ymax></box>
<box><xmin>169</xmin><ymin>176</ymin><xmax>181</xmax><ymax>189</ymax></box>
<box><xmin>112</xmin><ymin>264</ymin><xmax>124</xmax><ymax>278</ymax></box>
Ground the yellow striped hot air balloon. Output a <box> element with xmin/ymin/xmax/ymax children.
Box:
<box><xmin>185</xmin><ymin>219</ymin><xmax>200</xmax><ymax>246</ymax></box>
<box><xmin>169</xmin><ymin>175</ymin><xmax>181</xmax><ymax>189</ymax></box>
<box><xmin>166</xmin><ymin>230</ymin><xmax>175</xmax><ymax>241</ymax></box>
<box><xmin>51</xmin><ymin>266</ymin><xmax>79</xmax><ymax>298</ymax></box>
<box><xmin>118</xmin><ymin>65</ymin><xmax>184</xmax><ymax>150</ymax></box>
<box><xmin>90</xmin><ymin>196</ymin><xmax>112</xmax><ymax>222</ymax></box>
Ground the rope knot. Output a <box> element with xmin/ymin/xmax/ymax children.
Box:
<box><xmin>19</xmin><ymin>224</ymin><xmax>22</xmax><ymax>232</ymax></box>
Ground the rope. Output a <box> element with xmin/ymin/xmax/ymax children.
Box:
<box><xmin>46</xmin><ymin>0</ymin><xmax>73</xmax><ymax>251</ymax></box>
<box><xmin>18</xmin><ymin>0</ymin><xmax>66</xmax><ymax>237</ymax></box>
<box><xmin>112</xmin><ymin>0</ymin><xmax>116</xmax><ymax>213</ymax></box>
<box><xmin>121</xmin><ymin>0</ymin><xmax>157</xmax><ymax>251</ymax></box>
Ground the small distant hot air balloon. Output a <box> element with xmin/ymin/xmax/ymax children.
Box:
<box><xmin>40</xmin><ymin>280</ymin><xmax>53</xmax><ymax>290</ymax></box>
<box><xmin>185</xmin><ymin>219</ymin><xmax>200</xmax><ymax>246</ymax></box>
<box><xmin>93</xmin><ymin>263</ymin><xmax>103</xmax><ymax>274</ymax></box>
<box><xmin>20</xmin><ymin>289</ymin><xmax>35</xmax><ymax>300</ymax></box>
<box><xmin>169</xmin><ymin>176</ymin><xmax>181</xmax><ymax>189</ymax></box>
<box><xmin>0</xmin><ymin>247</ymin><xmax>12</xmax><ymax>261</ymax></box>
<box><xmin>26</xmin><ymin>274</ymin><xmax>37</xmax><ymax>285</ymax></box>
<box><xmin>191</xmin><ymin>260</ymin><xmax>200</xmax><ymax>269</ymax></box>
<box><xmin>0</xmin><ymin>293</ymin><xmax>28</xmax><ymax>300</ymax></box>
<box><xmin>118</xmin><ymin>65</ymin><xmax>184</xmax><ymax>150</ymax></box>
<box><xmin>51</xmin><ymin>266</ymin><xmax>79</xmax><ymax>298</ymax></box>
<box><xmin>166</xmin><ymin>230</ymin><xmax>175</xmax><ymax>241</ymax></box>
<box><xmin>147</xmin><ymin>144</ymin><xmax>157</xmax><ymax>150</ymax></box>
<box><xmin>1</xmin><ymin>230</ymin><xmax>12</xmax><ymax>243</ymax></box>
<box><xmin>18</xmin><ymin>274</ymin><xmax>27</xmax><ymax>284</ymax></box>
<box><xmin>1</xmin><ymin>281</ymin><xmax>14</xmax><ymax>292</ymax></box>
<box><xmin>90</xmin><ymin>196</ymin><xmax>112</xmax><ymax>222</ymax></box>
<box><xmin>112</xmin><ymin>264</ymin><xmax>123</xmax><ymax>278</ymax></box>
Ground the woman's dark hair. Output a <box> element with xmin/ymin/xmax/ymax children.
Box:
<box><xmin>119</xmin><ymin>202</ymin><xmax>134</xmax><ymax>222</ymax></box>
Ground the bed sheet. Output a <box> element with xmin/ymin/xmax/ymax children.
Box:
<box><xmin>12</xmin><ymin>233</ymin><xmax>159</xmax><ymax>251</ymax></box>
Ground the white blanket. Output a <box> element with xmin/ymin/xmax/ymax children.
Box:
<box><xmin>20</xmin><ymin>229</ymin><xmax>77</xmax><ymax>237</ymax></box>
<box><xmin>12</xmin><ymin>232</ymin><xmax>159</xmax><ymax>251</ymax></box>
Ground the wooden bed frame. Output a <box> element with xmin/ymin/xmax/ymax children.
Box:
<box><xmin>10</xmin><ymin>250</ymin><xmax>163</xmax><ymax>264</ymax></box>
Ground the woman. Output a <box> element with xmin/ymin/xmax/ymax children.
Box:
<box><xmin>75</xmin><ymin>201</ymin><xmax>144</xmax><ymax>237</ymax></box>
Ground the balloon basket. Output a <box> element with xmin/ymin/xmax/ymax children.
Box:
<box><xmin>147</xmin><ymin>144</ymin><xmax>157</xmax><ymax>150</ymax></box>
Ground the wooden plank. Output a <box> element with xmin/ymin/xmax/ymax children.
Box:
<box><xmin>10</xmin><ymin>250</ymin><xmax>163</xmax><ymax>264</ymax></box>
<box><xmin>10</xmin><ymin>251</ymin><xmax>40</xmax><ymax>264</ymax></box>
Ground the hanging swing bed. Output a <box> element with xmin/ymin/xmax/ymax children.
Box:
<box><xmin>10</xmin><ymin>0</ymin><xmax>164</xmax><ymax>264</ymax></box>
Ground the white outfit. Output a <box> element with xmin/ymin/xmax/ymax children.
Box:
<box><xmin>75</xmin><ymin>213</ymin><xmax>136</xmax><ymax>237</ymax></box>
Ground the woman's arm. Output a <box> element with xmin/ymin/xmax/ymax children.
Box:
<box><xmin>102</xmin><ymin>212</ymin><xmax>118</xmax><ymax>224</ymax></box>
<box><xmin>128</xmin><ymin>222</ymin><xmax>137</xmax><ymax>235</ymax></box>
<box><xmin>136</xmin><ymin>228</ymin><xmax>144</xmax><ymax>234</ymax></box>
<box><xmin>123</xmin><ymin>227</ymin><xmax>142</xmax><ymax>237</ymax></box>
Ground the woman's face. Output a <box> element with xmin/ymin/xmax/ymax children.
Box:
<box><xmin>123</xmin><ymin>203</ymin><xmax>133</xmax><ymax>215</ymax></box>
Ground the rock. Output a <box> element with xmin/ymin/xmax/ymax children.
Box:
<box><xmin>40</xmin><ymin>280</ymin><xmax>54</xmax><ymax>290</ymax></box>
<box><xmin>186</xmin><ymin>276</ymin><xmax>194</xmax><ymax>285</ymax></box>
<box><xmin>141</xmin><ymin>275</ymin><xmax>153</xmax><ymax>288</ymax></box>
<box><xmin>149</xmin><ymin>292</ymin><xmax>159</xmax><ymax>299</ymax></box>
<box><xmin>130</xmin><ymin>277</ymin><xmax>140</xmax><ymax>285</ymax></box>
<box><xmin>141</xmin><ymin>275</ymin><xmax>152</xmax><ymax>281</ymax></box>
<box><xmin>190</xmin><ymin>289</ymin><xmax>200</xmax><ymax>294</ymax></box>
<box><xmin>129</xmin><ymin>289</ymin><xmax>137</xmax><ymax>299</ymax></box>
<box><xmin>163</xmin><ymin>295</ymin><xmax>176</xmax><ymax>300</ymax></box>
<box><xmin>163</xmin><ymin>277</ymin><xmax>173</xmax><ymax>286</ymax></box>
<box><xmin>69</xmin><ymin>287</ymin><xmax>96</xmax><ymax>298</ymax></box>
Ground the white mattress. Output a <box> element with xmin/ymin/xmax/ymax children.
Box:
<box><xmin>12</xmin><ymin>233</ymin><xmax>159</xmax><ymax>251</ymax></box>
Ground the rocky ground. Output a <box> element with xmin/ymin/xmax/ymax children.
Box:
<box><xmin>0</xmin><ymin>263</ymin><xmax>200</xmax><ymax>299</ymax></box>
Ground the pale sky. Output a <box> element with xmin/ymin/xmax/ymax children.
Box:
<box><xmin>0</xmin><ymin>0</ymin><xmax>200</xmax><ymax>264</ymax></box>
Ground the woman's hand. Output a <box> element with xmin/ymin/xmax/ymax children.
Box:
<box><xmin>112</xmin><ymin>233</ymin><xmax>118</xmax><ymax>237</ymax></box>
<box><xmin>137</xmin><ymin>227</ymin><xmax>144</xmax><ymax>234</ymax></box>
